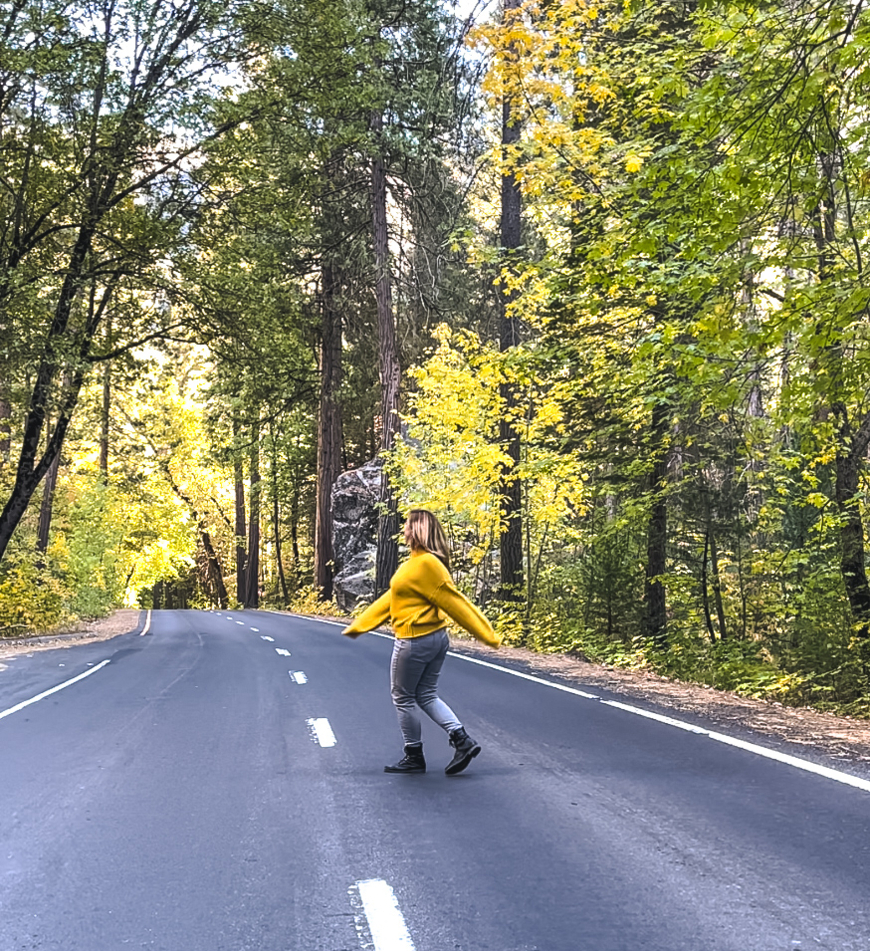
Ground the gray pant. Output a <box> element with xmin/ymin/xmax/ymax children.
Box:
<box><xmin>390</xmin><ymin>628</ymin><xmax>462</xmax><ymax>746</ymax></box>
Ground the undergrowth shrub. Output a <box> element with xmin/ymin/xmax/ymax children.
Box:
<box><xmin>0</xmin><ymin>554</ymin><xmax>69</xmax><ymax>635</ymax></box>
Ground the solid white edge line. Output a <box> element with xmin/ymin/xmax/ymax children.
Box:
<box><xmin>601</xmin><ymin>699</ymin><xmax>708</xmax><ymax>734</ymax></box>
<box><xmin>354</xmin><ymin>879</ymin><xmax>416</xmax><ymax>951</ymax></box>
<box><xmin>274</xmin><ymin>611</ymin><xmax>870</xmax><ymax>794</ymax></box>
<box><xmin>307</xmin><ymin>717</ymin><xmax>336</xmax><ymax>747</ymax></box>
<box><xmin>139</xmin><ymin>609</ymin><xmax>152</xmax><ymax>636</ymax></box>
<box><xmin>705</xmin><ymin>729</ymin><xmax>870</xmax><ymax>793</ymax></box>
<box><xmin>444</xmin><ymin>649</ymin><xmax>601</xmax><ymax>700</ymax></box>
<box><xmin>0</xmin><ymin>660</ymin><xmax>112</xmax><ymax>722</ymax></box>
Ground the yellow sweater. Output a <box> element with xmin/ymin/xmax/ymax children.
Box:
<box><xmin>342</xmin><ymin>550</ymin><xmax>501</xmax><ymax>648</ymax></box>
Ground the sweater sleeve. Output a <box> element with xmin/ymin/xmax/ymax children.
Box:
<box><xmin>342</xmin><ymin>590</ymin><xmax>391</xmax><ymax>637</ymax></box>
<box><xmin>429</xmin><ymin>579</ymin><xmax>501</xmax><ymax>648</ymax></box>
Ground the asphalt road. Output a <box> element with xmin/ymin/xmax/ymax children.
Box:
<box><xmin>1</xmin><ymin>609</ymin><xmax>869</xmax><ymax>951</ymax></box>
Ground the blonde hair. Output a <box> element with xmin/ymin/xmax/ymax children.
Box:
<box><xmin>405</xmin><ymin>509</ymin><xmax>451</xmax><ymax>572</ymax></box>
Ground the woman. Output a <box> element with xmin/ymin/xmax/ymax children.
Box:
<box><xmin>342</xmin><ymin>509</ymin><xmax>501</xmax><ymax>775</ymax></box>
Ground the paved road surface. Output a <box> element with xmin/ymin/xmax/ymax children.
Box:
<box><xmin>1</xmin><ymin>609</ymin><xmax>869</xmax><ymax>951</ymax></box>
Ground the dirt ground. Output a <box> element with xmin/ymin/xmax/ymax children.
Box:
<box><xmin>5</xmin><ymin>607</ymin><xmax>870</xmax><ymax>765</ymax></box>
<box><xmin>0</xmin><ymin>609</ymin><xmax>142</xmax><ymax>670</ymax></box>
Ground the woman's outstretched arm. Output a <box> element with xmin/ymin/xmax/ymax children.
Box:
<box><xmin>429</xmin><ymin>580</ymin><xmax>501</xmax><ymax>648</ymax></box>
<box><xmin>342</xmin><ymin>590</ymin><xmax>391</xmax><ymax>638</ymax></box>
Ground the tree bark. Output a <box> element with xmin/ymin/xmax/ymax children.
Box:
<box><xmin>701</xmin><ymin>527</ymin><xmax>715</xmax><ymax>640</ymax></box>
<box><xmin>274</xmin><ymin>487</ymin><xmax>290</xmax><ymax>606</ymax></box>
<box><xmin>643</xmin><ymin>399</ymin><xmax>669</xmax><ymax>646</ymax></box>
<box><xmin>498</xmin><ymin>0</ymin><xmax>525</xmax><ymax>603</ymax></box>
<box><xmin>709</xmin><ymin>525</ymin><xmax>727</xmax><ymax>641</ymax></box>
<box><xmin>98</xmin><ymin>361</ymin><xmax>111</xmax><ymax>480</ymax></box>
<box><xmin>233</xmin><ymin>416</ymin><xmax>247</xmax><ymax>606</ymax></box>
<box><xmin>0</xmin><ymin>396</ymin><xmax>10</xmax><ymax>466</ymax></box>
<box><xmin>36</xmin><ymin>445</ymin><xmax>61</xmax><ymax>554</ymax></box>
<box><xmin>834</xmin><ymin>405</ymin><xmax>870</xmax><ymax>636</ymax></box>
<box><xmin>290</xmin><ymin>464</ymin><xmax>301</xmax><ymax>591</ymax></box>
<box><xmin>245</xmin><ymin>419</ymin><xmax>261</xmax><ymax>609</ymax></box>
<box><xmin>314</xmin><ymin>254</ymin><xmax>343</xmax><ymax>600</ymax></box>
<box><xmin>371</xmin><ymin>110</ymin><xmax>401</xmax><ymax>593</ymax></box>
<box><xmin>200</xmin><ymin>528</ymin><xmax>228</xmax><ymax>608</ymax></box>
<box><xmin>98</xmin><ymin>315</ymin><xmax>113</xmax><ymax>480</ymax></box>
<box><xmin>271</xmin><ymin>436</ymin><xmax>290</xmax><ymax>607</ymax></box>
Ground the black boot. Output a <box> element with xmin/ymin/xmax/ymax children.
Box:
<box><xmin>445</xmin><ymin>727</ymin><xmax>481</xmax><ymax>775</ymax></box>
<box><xmin>384</xmin><ymin>743</ymin><xmax>426</xmax><ymax>773</ymax></box>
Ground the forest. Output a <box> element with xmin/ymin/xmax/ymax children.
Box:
<box><xmin>2</xmin><ymin>0</ymin><xmax>870</xmax><ymax>716</ymax></box>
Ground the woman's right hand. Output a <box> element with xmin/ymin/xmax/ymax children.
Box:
<box><xmin>341</xmin><ymin>626</ymin><xmax>364</xmax><ymax>639</ymax></box>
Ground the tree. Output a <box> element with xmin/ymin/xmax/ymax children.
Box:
<box><xmin>0</xmin><ymin>0</ymin><xmax>244</xmax><ymax>564</ymax></box>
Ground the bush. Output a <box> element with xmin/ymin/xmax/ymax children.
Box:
<box><xmin>0</xmin><ymin>554</ymin><xmax>69</xmax><ymax>635</ymax></box>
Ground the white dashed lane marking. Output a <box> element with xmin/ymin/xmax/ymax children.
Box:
<box><xmin>260</xmin><ymin>635</ymin><xmax>274</xmax><ymax>642</ymax></box>
<box><xmin>250</xmin><ymin>627</ymin><xmax>259</xmax><ymax>632</ymax></box>
<box><xmin>275</xmin><ymin>648</ymin><xmax>291</xmax><ymax>657</ymax></box>
<box><xmin>350</xmin><ymin>879</ymin><xmax>416</xmax><ymax>951</ymax></box>
<box><xmin>306</xmin><ymin>717</ymin><xmax>336</xmax><ymax>747</ymax></box>
<box><xmin>289</xmin><ymin>671</ymin><xmax>307</xmax><ymax>684</ymax></box>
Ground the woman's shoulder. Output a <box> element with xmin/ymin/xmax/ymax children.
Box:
<box><xmin>409</xmin><ymin>550</ymin><xmax>450</xmax><ymax>578</ymax></box>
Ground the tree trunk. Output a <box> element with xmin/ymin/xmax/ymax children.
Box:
<box><xmin>0</xmin><ymin>396</ymin><xmax>10</xmax><ymax>466</ymax></box>
<box><xmin>0</xmin><ymin>263</ymin><xmax>113</xmax><ymax>563</ymax></box>
<box><xmin>291</xmin><ymin>466</ymin><xmax>301</xmax><ymax>591</ymax></box>
<box><xmin>36</xmin><ymin>446</ymin><xmax>61</xmax><ymax>554</ymax></box>
<box><xmin>99</xmin><ymin>315</ymin><xmax>112</xmax><ymax>480</ymax></box>
<box><xmin>272</xmin><ymin>437</ymin><xmax>290</xmax><ymax>607</ymax></box>
<box><xmin>643</xmin><ymin>399</ymin><xmax>668</xmax><ymax>646</ymax></box>
<box><xmin>98</xmin><ymin>362</ymin><xmax>111</xmax><ymax>479</ymax></box>
<box><xmin>274</xmin><ymin>488</ymin><xmax>290</xmax><ymax>607</ymax></box>
<box><xmin>709</xmin><ymin>525</ymin><xmax>727</xmax><ymax>641</ymax></box>
<box><xmin>246</xmin><ymin>419</ymin><xmax>261</xmax><ymax>609</ymax></box>
<box><xmin>200</xmin><ymin>528</ymin><xmax>228</xmax><ymax>608</ymax></box>
<box><xmin>701</xmin><ymin>527</ymin><xmax>715</xmax><ymax>640</ymax></box>
<box><xmin>37</xmin><ymin>370</ymin><xmax>74</xmax><ymax>556</ymax></box>
<box><xmin>233</xmin><ymin>416</ymin><xmax>247</xmax><ymax>606</ymax></box>
<box><xmin>371</xmin><ymin>110</ymin><xmax>401</xmax><ymax>593</ymax></box>
<box><xmin>498</xmin><ymin>0</ymin><xmax>525</xmax><ymax>602</ymax></box>
<box><xmin>834</xmin><ymin>405</ymin><xmax>870</xmax><ymax>636</ymax></box>
<box><xmin>314</xmin><ymin>255</ymin><xmax>343</xmax><ymax>600</ymax></box>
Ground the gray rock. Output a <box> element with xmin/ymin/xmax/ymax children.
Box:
<box><xmin>331</xmin><ymin>459</ymin><xmax>382</xmax><ymax>611</ymax></box>
<box><xmin>332</xmin><ymin>549</ymin><xmax>377</xmax><ymax>614</ymax></box>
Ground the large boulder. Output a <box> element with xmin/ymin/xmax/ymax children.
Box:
<box><xmin>331</xmin><ymin>460</ymin><xmax>382</xmax><ymax>613</ymax></box>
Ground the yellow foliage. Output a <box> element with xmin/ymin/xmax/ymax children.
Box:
<box><xmin>389</xmin><ymin>325</ymin><xmax>590</xmax><ymax>585</ymax></box>
<box><xmin>624</xmin><ymin>153</ymin><xmax>644</xmax><ymax>173</ymax></box>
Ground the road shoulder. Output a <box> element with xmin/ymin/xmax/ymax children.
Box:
<box><xmin>0</xmin><ymin>609</ymin><xmax>143</xmax><ymax>669</ymax></box>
